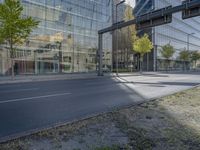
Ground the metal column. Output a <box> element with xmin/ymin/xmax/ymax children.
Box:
<box><xmin>98</xmin><ymin>33</ymin><xmax>103</xmax><ymax>76</ymax></box>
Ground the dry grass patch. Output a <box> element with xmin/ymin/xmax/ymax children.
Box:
<box><xmin>0</xmin><ymin>87</ymin><xmax>200</xmax><ymax>150</ymax></box>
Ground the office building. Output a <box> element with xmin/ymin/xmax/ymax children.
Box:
<box><xmin>0</xmin><ymin>0</ymin><xmax>112</xmax><ymax>75</ymax></box>
<box><xmin>135</xmin><ymin>0</ymin><xmax>200</xmax><ymax>71</ymax></box>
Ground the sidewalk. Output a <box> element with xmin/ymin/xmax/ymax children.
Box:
<box><xmin>1</xmin><ymin>71</ymin><xmax>198</xmax><ymax>85</ymax></box>
<box><xmin>0</xmin><ymin>70</ymin><xmax>152</xmax><ymax>85</ymax></box>
<box><xmin>0</xmin><ymin>72</ymin><xmax>158</xmax><ymax>85</ymax></box>
<box><xmin>0</xmin><ymin>73</ymin><xmax>107</xmax><ymax>84</ymax></box>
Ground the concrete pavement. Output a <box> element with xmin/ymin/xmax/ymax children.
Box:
<box><xmin>0</xmin><ymin>72</ymin><xmax>200</xmax><ymax>142</ymax></box>
<box><xmin>115</xmin><ymin>72</ymin><xmax>200</xmax><ymax>99</ymax></box>
<box><xmin>0</xmin><ymin>73</ymin><xmax>101</xmax><ymax>84</ymax></box>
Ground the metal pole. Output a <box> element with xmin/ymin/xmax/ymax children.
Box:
<box><xmin>187</xmin><ymin>33</ymin><xmax>195</xmax><ymax>70</ymax></box>
<box><xmin>34</xmin><ymin>51</ymin><xmax>38</xmax><ymax>74</ymax></box>
<box><xmin>187</xmin><ymin>33</ymin><xmax>195</xmax><ymax>51</ymax></box>
<box><xmin>187</xmin><ymin>34</ymin><xmax>189</xmax><ymax>52</ymax></box>
<box><xmin>147</xmin><ymin>53</ymin><xmax>149</xmax><ymax>71</ymax></box>
<box><xmin>72</xmin><ymin>26</ymin><xmax>75</xmax><ymax>73</ymax></box>
<box><xmin>77</xmin><ymin>47</ymin><xmax>79</xmax><ymax>72</ymax></box>
<box><xmin>98</xmin><ymin>33</ymin><xmax>103</xmax><ymax>76</ymax></box>
<box><xmin>152</xmin><ymin>27</ymin><xmax>156</xmax><ymax>72</ymax></box>
<box><xmin>116</xmin><ymin>4</ymin><xmax>118</xmax><ymax>75</ymax></box>
<box><xmin>111</xmin><ymin>0</ymin><xmax>114</xmax><ymax>73</ymax></box>
<box><xmin>186</xmin><ymin>34</ymin><xmax>189</xmax><ymax>71</ymax></box>
<box><xmin>59</xmin><ymin>42</ymin><xmax>62</xmax><ymax>73</ymax></box>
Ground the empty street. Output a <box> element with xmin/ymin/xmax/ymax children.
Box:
<box><xmin>0</xmin><ymin>72</ymin><xmax>200</xmax><ymax>141</ymax></box>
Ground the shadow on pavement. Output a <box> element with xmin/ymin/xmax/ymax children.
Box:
<box><xmin>116</xmin><ymin>76</ymin><xmax>200</xmax><ymax>87</ymax></box>
<box><xmin>0</xmin><ymin>83</ymin><xmax>200</xmax><ymax>149</ymax></box>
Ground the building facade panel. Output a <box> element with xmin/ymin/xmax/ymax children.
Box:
<box><xmin>155</xmin><ymin>0</ymin><xmax>200</xmax><ymax>71</ymax></box>
<box><xmin>0</xmin><ymin>0</ymin><xmax>112</xmax><ymax>75</ymax></box>
<box><xmin>135</xmin><ymin>0</ymin><xmax>200</xmax><ymax>71</ymax></box>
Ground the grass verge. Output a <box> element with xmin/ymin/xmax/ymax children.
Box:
<box><xmin>0</xmin><ymin>87</ymin><xmax>200</xmax><ymax>150</ymax></box>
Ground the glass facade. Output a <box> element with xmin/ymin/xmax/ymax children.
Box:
<box><xmin>0</xmin><ymin>0</ymin><xmax>112</xmax><ymax>75</ymax></box>
<box><xmin>134</xmin><ymin>0</ymin><xmax>153</xmax><ymax>16</ymax></box>
<box><xmin>112</xmin><ymin>3</ymin><xmax>135</xmax><ymax>72</ymax></box>
<box><xmin>134</xmin><ymin>0</ymin><xmax>154</xmax><ymax>71</ymax></box>
<box><xmin>135</xmin><ymin>0</ymin><xmax>200</xmax><ymax>71</ymax></box>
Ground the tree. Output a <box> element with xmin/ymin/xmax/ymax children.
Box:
<box><xmin>0</xmin><ymin>0</ymin><xmax>39</xmax><ymax>79</ymax></box>
<box><xmin>119</xmin><ymin>5</ymin><xmax>137</xmax><ymax>70</ymax></box>
<box><xmin>123</xmin><ymin>5</ymin><xmax>137</xmax><ymax>42</ymax></box>
<box><xmin>160</xmin><ymin>43</ymin><xmax>175</xmax><ymax>71</ymax></box>
<box><xmin>190</xmin><ymin>51</ymin><xmax>200</xmax><ymax>69</ymax></box>
<box><xmin>179</xmin><ymin>49</ymin><xmax>190</xmax><ymax>71</ymax></box>
<box><xmin>133</xmin><ymin>34</ymin><xmax>153</xmax><ymax>73</ymax></box>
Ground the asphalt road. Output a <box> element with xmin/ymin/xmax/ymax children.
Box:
<box><xmin>0</xmin><ymin>72</ymin><xmax>200</xmax><ymax>141</ymax></box>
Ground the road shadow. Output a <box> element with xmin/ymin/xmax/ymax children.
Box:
<box><xmin>0</xmin><ymin>75</ymin><xmax>199</xmax><ymax>147</ymax></box>
<box><xmin>0</xmin><ymin>85</ymin><xmax>200</xmax><ymax>149</ymax></box>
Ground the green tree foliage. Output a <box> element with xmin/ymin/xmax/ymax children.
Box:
<box><xmin>118</xmin><ymin>5</ymin><xmax>137</xmax><ymax>70</ymax></box>
<box><xmin>123</xmin><ymin>5</ymin><xmax>137</xmax><ymax>42</ymax></box>
<box><xmin>0</xmin><ymin>0</ymin><xmax>39</xmax><ymax>78</ymax></box>
<box><xmin>133</xmin><ymin>34</ymin><xmax>153</xmax><ymax>72</ymax></box>
<box><xmin>161</xmin><ymin>43</ymin><xmax>175</xmax><ymax>71</ymax></box>
<box><xmin>161</xmin><ymin>44</ymin><xmax>175</xmax><ymax>60</ymax></box>
<box><xmin>179</xmin><ymin>49</ymin><xmax>191</xmax><ymax>71</ymax></box>
<box><xmin>190</xmin><ymin>50</ymin><xmax>200</xmax><ymax>68</ymax></box>
<box><xmin>179</xmin><ymin>49</ymin><xmax>190</xmax><ymax>61</ymax></box>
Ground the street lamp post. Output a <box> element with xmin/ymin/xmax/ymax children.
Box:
<box><xmin>187</xmin><ymin>33</ymin><xmax>195</xmax><ymax>70</ymax></box>
<box><xmin>116</xmin><ymin>0</ymin><xmax>125</xmax><ymax>75</ymax></box>
<box><xmin>187</xmin><ymin>32</ymin><xmax>195</xmax><ymax>52</ymax></box>
<box><xmin>56</xmin><ymin>41</ymin><xmax>62</xmax><ymax>73</ymax></box>
<box><xmin>72</xmin><ymin>32</ymin><xmax>75</xmax><ymax>73</ymax></box>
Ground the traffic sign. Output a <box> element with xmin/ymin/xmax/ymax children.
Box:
<box><xmin>136</xmin><ymin>6</ymin><xmax>172</xmax><ymax>30</ymax></box>
<box><xmin>182</xmin><ymin>0</ymin><xmax>200</xmax><ymax>19</ymax></box>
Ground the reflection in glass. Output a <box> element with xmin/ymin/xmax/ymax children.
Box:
<box><xmin>0</xmin><ymin>0</ymin><xmax>112</xmax><ymax>75</ymax></box>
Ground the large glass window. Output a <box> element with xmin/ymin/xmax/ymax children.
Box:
<box><xmin>0</xmin><ymin>0</ymin><xmax>112</xmax><ymax>75</ymax></box>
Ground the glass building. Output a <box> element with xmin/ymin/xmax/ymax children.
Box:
<box><xmin>135</xmin><ymin>0</ymin><xmax>200</xmax><ymax>71</ymax></box>
<box><xmin>0</xmin><ymin>0</ymin><xmax>112</xmax><ymax>75</ymax></box>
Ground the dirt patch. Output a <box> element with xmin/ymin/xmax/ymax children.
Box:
<box><xmin>1</xmin><ymin>87</ymin><xmax>200</xmax><ymax>150</ymax></box>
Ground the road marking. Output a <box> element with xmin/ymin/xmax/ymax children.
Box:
<box><xmin>0</xmin><ymin>92</ymin><xmax>71</xmax><ymax>104</ymax></box>
<box><xmin>0</xmin><ymin>88</ymin><xmax>39</xmax><ymax>93</ymax></box>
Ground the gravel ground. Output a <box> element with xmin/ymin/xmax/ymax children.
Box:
<box><xmin>0</xmin><ymin>86</ymin><xmax>200</xmax><ymax>150</ymax></box>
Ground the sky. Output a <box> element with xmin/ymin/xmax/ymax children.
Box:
<box><xmin>125</xmin><ymin>0</ymin><xmax>135</xmax><ymax>8</ymax></box>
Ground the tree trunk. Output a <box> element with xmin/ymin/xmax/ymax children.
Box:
<box><xmin>10</xmin><ymin>40</ymin><xmax>14</xmax><ymax>80</ymax></box>
<box><xmin>167</xmin><ymin>59</ymin><xmax>170</xmax><ymax>72</ymax></box>
<box><xmin>11</xmin><ymin>58</ymin><xmax>14</xmax><ymax>80</ymax></box>
<box><xmin>165</xmin><ymin>60</ymin><xmax>168</xmax><ymax>72</ymax></box>
<box><xmin>140</xmin><ymin>55</ymin><xmax>143</xmax><ymax>74</ymax></box>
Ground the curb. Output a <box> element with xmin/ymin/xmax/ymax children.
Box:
<box><xmin>0</xmin><ymin>84</ymin><xmax>199</xmax><ymax>144</ymax></box>
<box><xmin>0</xmin><ymin>72</ymin><xmax>145</xmax><ymax>85</ymax></box>
<box><xmin>0</xmin><ymin>72</ymin><xmax>177</xmax><ymax>85</ymax></box>
<box><xmin>0</xmin><ymin>75</ymin><xmax>109</xmax><ymax>85</ymax></box>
